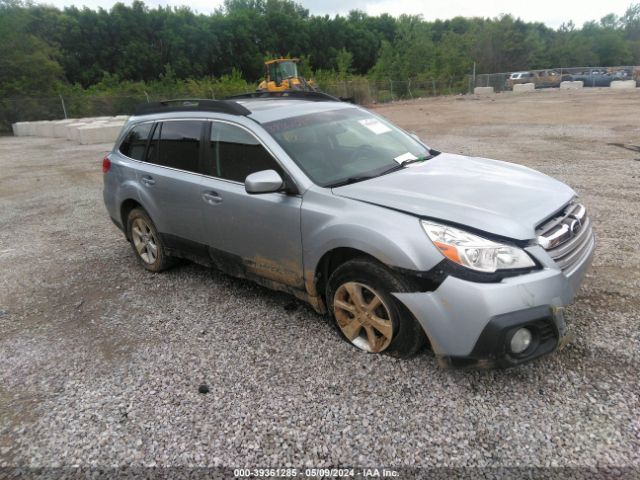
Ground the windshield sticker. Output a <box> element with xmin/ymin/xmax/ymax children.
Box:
<box><xmin>358</xmin><ymin>118</ymin><xmax>392</xmax><ymax>135</ymax></box>
<box><xmin>393</xmin><ymin>152</ymin><xmax>418</xmax><ymax>164</ymax></box>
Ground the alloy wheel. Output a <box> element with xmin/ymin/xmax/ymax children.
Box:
<box><xmin>131</xmin><ymin>218</ymin><xmax>158</xmax><ymax>265</ymax></box>
<box><xmin>333</xmin><ymin>282</ymin><xmax>394</xmax><ymax>353</ymax></box>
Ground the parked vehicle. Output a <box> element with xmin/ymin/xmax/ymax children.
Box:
<box><xmin>103</xmin><ymin>92</ymin><xmax>595</xmax><ymax>368</ymax></box>
<box><xmin>506</xmin><ymin>70</ymin><xmax>567</xmax><ymax>89</ymax></box>
<box><xmin>568</xmin><ymin>68</ymin><xmax>632</xmax><ymax>87</ymax></box>
<box><xmin>506</xmin><ymin>71</ymin><xmax>533</xmax><ymax>89</ymax></box>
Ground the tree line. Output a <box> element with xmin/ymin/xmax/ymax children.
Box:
<box><xmin>0</xmin><ymin>0</ymin><xmax>639</xmax><ymax>99</ymax></box>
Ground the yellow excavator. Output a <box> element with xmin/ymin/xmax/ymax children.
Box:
<box><xmin>257</xmin><ymin>58</ymin><xmax>318</xmax><ymax>92</ymax></box>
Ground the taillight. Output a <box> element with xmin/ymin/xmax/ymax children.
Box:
<box><xmin>102</xmin><ymin>156</ymin><xmax>111</xmax><ymax>173</ymax></box>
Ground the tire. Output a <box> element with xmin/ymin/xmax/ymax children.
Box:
<box><xmin>326</xmin><ymin>258</ymin><xmax>426</xmax><ymax>358</ymax></box>
<box><xmin>126</xmin><ymin>208</ymin><xmax>174</xmax><ymax>272</ymax></box>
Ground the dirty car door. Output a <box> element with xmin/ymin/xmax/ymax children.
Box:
<box><xmin>135</xmin><ymin>120</ymin><xmax>207</xmax><ymax>247</ymax></box>
<box><xmin>199</xmin><ymin>121</ymin><xmax>304</xmax><ymax>288</ymax></box>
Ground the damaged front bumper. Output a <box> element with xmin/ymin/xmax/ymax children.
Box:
<box><xmin>393</xmin><ymin>243</ymin><xmax>594</xmax><ymax>368</ymax></box>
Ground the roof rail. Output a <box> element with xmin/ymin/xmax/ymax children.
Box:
<box><xmin>226</xmin><ymin>91</ymin><xmax>341</xmax><ymax>102</ymax></box>
<box><xmin>134</xmin><ymin>99</ymin><xmax>250</xmax><ymax>116</ymax></box>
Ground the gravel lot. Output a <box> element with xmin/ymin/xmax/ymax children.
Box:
<box><xmin>1</xmin><ymin>88</ymin><xmax>639</xmax><ymax>476</ymax></box>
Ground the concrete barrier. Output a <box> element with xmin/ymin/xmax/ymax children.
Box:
<box><xmin>41</xmin><ymin>121</ymin><xmax>66</xmax><ymax>137</ymax></box>
<box><xmin>78</xmin><ymin>122</ymin><xmax>125</xmax><ymax>145</ymax></box>
<box><xmin>27</xmin><ymin>122</ymin><xmax>42</xmax><ymax>137</ymax></box>
<box><xmin>28</xmin><ymin>121</ymin><xmax>48</xmax><ymax>136</ymax></box>
<box><xmin>21</xmin><ymin>122</ymin><xmax>35</xmax><ymax>136</ymax></box>
<box><xmin>33</xmin><ymin>121</ymin><xmax>52</xmax><ymax>137</ymax></box>
<box><xmin>72</xmin><ymin>121</ymin><xmax>111</xmax><ymax>142</ymax></box>
<box><xmin>12</xmin><ymin>116</ymin><xmax>129</xmax><ymax>140</ymax></box>
<box><xmin>474</xmin><ymin>86</ymin><xmax>495</xmax><ymax>95</ymax></box>
<box><xmin>52</xmin><ymin>119</ymin><xmax>77</xmax><ymax>137</ymax></box>
<box><xmin>610</xmin><ymin>80</ymin><xmax>637</xmax><ymax>89</ymax></box>
<box><xmin>560</xmin><ymin>81</ymin><xmax>583</xmax><ymax>90</ymax></box>
<box><xmin>513</xmin><ymin>83</ymin><xmax>535</xmax><ymax>93</ymax></box>
<box><xmin>66</xmin><ymin>122</ymin><xmax>89</xmax><ymax>141</ymax></box>
<box><xmin>12</xmin><ymin>122</ymin><xmax>29</xmax><ymax>136</ymax></box>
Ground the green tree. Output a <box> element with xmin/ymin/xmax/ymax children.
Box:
<box><xmin>0</xmin><ymin>0</ymin><xmax>64</xmax><ymax>96</ymax></box>
<box><xmin>2</xmin><ymin>0</ymin><xmax>640</xmax><ymax>99</ymax></box>
<box><xmin>336</xmin><ymin>48</ymin><xmax>353</xmax><ymax>78</ymax></box>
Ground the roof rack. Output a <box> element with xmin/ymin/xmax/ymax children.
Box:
<box><xmin>134</xmin><ymin>99</ymin><xmax>251</xmax><ymax>116</ymax></box>
<box><xmin>226</xmin><ymin>91</ymin><xmax>341</xmax><ymax>102</ymax></box>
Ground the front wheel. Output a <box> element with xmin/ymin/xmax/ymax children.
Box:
<box><xmin>326</xmin><ymin>258</ymin><xmax>426</xmax><ymax>357</ymax></box>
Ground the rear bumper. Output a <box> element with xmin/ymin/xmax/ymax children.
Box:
<box><xmin>393</xmin><ymin>241</ymin><xmax>594</xmax><ymax>368</ymax></box>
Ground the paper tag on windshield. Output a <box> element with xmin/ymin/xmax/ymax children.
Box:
<box><xmin>359</xmin><ymin>118</ymin><xmax>392</xmax><ymax>135</ymax></box>
<box><xmin>393</xmin><ymin>152</ymin><xmax>418</xmax><ymax>164</ymax></box>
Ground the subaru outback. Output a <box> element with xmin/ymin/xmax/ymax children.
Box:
<box><xmin>103</xmin><ymin>92</ymin><xmax>594</xmax><ymax>368</ymax></box>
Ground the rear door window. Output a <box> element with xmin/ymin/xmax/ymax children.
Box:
<box><xmin>154</xmin><ymin>120</ymin><xmax>203</xmax><ymax>173</ymax></box>
<box><xmin>119</xmin><ymin>123</ymin><xmax>152</xmax><ymax>160</ymax></box>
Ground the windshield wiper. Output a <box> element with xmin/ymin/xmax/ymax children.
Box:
<box><xmin>400</xmin><ymin>156</ymin><xmax>430</xmax><ymax>167</ymax></box>
<box><xmin>327</xmin><ymin>154</ymin><xmax>434</xmax><ymax>188</ymax></box>
<box><xmin>377</xmin><ymin>154</ymin><xmax>432</xmax><ymax>176</ymax></box>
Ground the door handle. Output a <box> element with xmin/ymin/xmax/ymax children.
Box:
<box><xmin>141</xmin><ymin>175</ymin><xmax>155</xmax><ymax>186</ymax></box>
<box><xmin>202</xmin><ymin>191</ymin><xmax>222</xmax><ymax>205</ymax></box>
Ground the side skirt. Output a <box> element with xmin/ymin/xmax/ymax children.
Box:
<box><xmin>159</xmin><ymin>233</ymin><xmax>326</xmax><ymax>314</ymax></box>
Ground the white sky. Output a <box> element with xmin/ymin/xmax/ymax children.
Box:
<box><xmin>36</xmin><ymin>0</ymin><xmax>635</xmax><ymax>28</ymax></box>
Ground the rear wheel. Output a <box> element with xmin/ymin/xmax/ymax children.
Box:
<box><xmin>127</xmin><ymin>208</ymin><xmax>174</xmax><ymax>272</ymax></box>
<box><xmin>326</xmin><ymin>258</ymin><xmax>426</xmax><ymax>357</ymax></box>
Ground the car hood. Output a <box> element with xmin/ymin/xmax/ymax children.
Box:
<box><xmin>332</xmin><ymin>153</ymin><xmax>575</xmax><ymax>240</ymax></box>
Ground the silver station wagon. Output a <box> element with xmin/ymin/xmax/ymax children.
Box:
<box><xmin>103</xmin><ymin>92</ymin><xmax>594</xmax><ymax>368</ymax></box>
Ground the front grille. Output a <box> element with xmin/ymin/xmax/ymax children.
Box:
<box><xmin>536</xmin><ymin>201</ymin><xmax>595</xmax><ymax>273</ymax></box>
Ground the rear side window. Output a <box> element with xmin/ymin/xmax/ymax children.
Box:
<box><xmin>155</xmin><ymin>121</ymin><xmax>203</xmax><ymax>173</ymax></box>
<box><xmin>208</xmin><ymin>123</ymin><xmax>282</xmax><ymax>182</ymax></box>
<box><xmin>119</xmin><ymin>123</ymin><xmax>152</xmax><ymax>160</ymax></box>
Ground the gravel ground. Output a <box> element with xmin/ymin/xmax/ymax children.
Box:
<box><xmin>1</xmin><ymin>88</ymin><xmax>639</xmax><ymax>477</ymax></box>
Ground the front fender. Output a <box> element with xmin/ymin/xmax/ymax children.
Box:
<box><xmin>301</xmin><ymin>187</ymin><xmax>444</xmax><ymax>294</ymax></box>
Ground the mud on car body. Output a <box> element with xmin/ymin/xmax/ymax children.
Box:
<box><xmin>103</xmin><ymin>92</ymin><xmax>595</xmax><ymax>369</ymax></box>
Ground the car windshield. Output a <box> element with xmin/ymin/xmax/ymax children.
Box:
<box><xmin>263</xmin><ymin>108</ymin><xmax>430</xmax><ymax>187</ymax></box>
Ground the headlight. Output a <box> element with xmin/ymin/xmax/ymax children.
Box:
<box><xmin>420</xmin><ymin>220</ymin><xmax>536</xmax><ymax>273</ymax></box>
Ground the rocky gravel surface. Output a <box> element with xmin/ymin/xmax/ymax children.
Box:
<box><xmin>1</xmin><ymin>89</ymin><xmax>639</xmax><ymax>477</ymax></box>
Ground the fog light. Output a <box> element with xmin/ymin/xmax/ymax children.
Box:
<box><xmin>510</xmin><ymin>328</ymin><xmax>532</xmax><ymax>354</ymax></box>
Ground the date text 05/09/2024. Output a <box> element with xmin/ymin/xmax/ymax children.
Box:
<box><xmin>233</xmin><ymin>468</ymin><xmax>399</xmax><ymax>478</ymax></box>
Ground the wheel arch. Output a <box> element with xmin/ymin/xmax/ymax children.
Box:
<box><xmin>120</xmin><ymin>198</ymin><xmax>142</xmax><ymax>240</ymax></box>
<box><xmin>313</xmin><ymin>247</ymin><xmax>378</xmax><ymax>301</ymax></box>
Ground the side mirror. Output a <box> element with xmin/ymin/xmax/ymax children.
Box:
<box><xmin>245</xmin><ymin>169</ymin><xmax>284</xmax><ymax>194</ymax></box>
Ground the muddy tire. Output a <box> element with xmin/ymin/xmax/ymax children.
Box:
<box><xmin>126</xmin><ymin>208</ymin><xmax>174</xmax><ymax>272</ymax></box>
<box><xmin>326</xmin><ymin>258</ymin><xmax>426</xmax><ymax>358</ymax></box>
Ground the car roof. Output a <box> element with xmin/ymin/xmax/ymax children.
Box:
<box><xmin>239</xmin><ymin>98</ymin><xmax>355</xmax><ymax>123</ymax></box>
<box><xmin>129</xmin><ymin>97</ymin><xmax>357</xmax><ymax>125</ymax></box>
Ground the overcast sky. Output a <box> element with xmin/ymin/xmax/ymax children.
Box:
<box><xmin>37</xmin><ymin>0</ymin><xmax>634</xmax><ymax>28</ymax></box>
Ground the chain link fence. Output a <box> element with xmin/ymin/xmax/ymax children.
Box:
<box><xmin>320</xmin><ymin>77</ymin><xmax>466</xmax><ymax>104</ymax></box>
<box><xmin>5</xmin><ymin>67</ymin><xmax>637</xmax><ymax>134</ymax></box>
<box><xmin>471</xmin><ymin>65</ymin><xmax>640</xmax><ymax>92</ymax></box>
<box><xmin>0</xmin><ymin>77</ymin><xmax>468</xmax><ymax>134</ymax></box>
